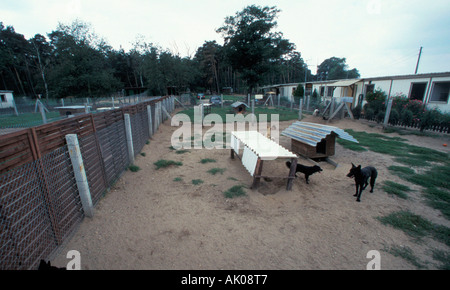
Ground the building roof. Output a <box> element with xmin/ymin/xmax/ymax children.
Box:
<box><xmin>262</xmin><ymin>71</ymin><xmax>450</xmax><ymax>89</ymax></box>
<box><xmin>281</xmin><ymin>121</ymin><xmax>359</xmax><ymax>147</ymax></box>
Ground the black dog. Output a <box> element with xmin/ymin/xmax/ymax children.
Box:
<box><xmin>286</xmin><ymin>161</ymin><xmax>323</xmax><ymax>184</ymax></box>
<box><xmin>347</xmin><ymin>163</ymin><xmax>378</xmax><ymax>202</ymax></box>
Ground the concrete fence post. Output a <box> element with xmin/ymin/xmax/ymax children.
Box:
<box><xmin>38</xmin><ymin>101</ymin><xmax>47</xmax><ymax>124</ymax></box>
<box><xmin>299</xmin><ymin>99</ymin><xmax>303</xmax><ymax>120</ymax></box>
<box><xmin>124</xmin><ymin>114</ymin><xmax>135</xmax><ymax>164</ymax></box>
<box><xmin>147</xmin><ymin>105</ymin><xmax>153</xmax><ymax>137</ymax></box>
<box><xmin>383</xmin><ymin>99</ymin><xmax>394</xmax><ymax>128</ymax></box>
<box><xmin>66</xmin><ymin>134</ymin><xmax>94</xmax><ymax>218</ymax></box>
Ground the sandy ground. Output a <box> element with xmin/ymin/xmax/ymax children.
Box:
<box><xmin>51</xmin><ymin>113</ymin><xmax>450</xmax><ymax>270</ymax></box>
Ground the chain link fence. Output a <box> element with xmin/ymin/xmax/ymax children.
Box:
<box><xmin>0</xmin><ymin>145</ymin><xmax>83</xmax><ymax>270</ymax></box>
<box><xmin>0</xmin><ymin>96</ymin><xmax>172</xmax><ymax>269</ymax></box>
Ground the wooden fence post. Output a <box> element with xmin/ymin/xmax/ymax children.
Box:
<box><xmin>124</xmin><ymin>114</ymin><xmax>135</xmax><ymax>164</ymax></box>
<box><xmin>66</xmin><ymin>134</ymin><xmax>94</xmax><ymax>218</ymax></box>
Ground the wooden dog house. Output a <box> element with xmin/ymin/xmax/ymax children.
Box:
<box><xmin>231</xmin><ymin>102</ymin><xmax>249</xmax><ymax>114</ymax></box>
<box><xmin>281</xmin><ymin>122</ymin><xmax>358</xmax><ymax>159</ymax></box>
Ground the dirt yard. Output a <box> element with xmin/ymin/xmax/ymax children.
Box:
<box><xmin>51</xmin><ymin>113</ymin><xmax>450</xmax><ymax>270</ymax></box>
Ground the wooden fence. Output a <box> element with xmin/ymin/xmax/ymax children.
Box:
<box><xmin>0</xmin><ymin>96</ymin><xmax>173</xmax><ymax>270</ymax></box>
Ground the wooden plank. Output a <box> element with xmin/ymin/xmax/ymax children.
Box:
<box><xmin>286</xmin><ymin>158</ymin><xmax>298</xmax><ymax>191</ymax></box>
<box><xmin>251</xmin><ymin>159</ymin><xmax>264</xmax><ymax>189</ymax></box>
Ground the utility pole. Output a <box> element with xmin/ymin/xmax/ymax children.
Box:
<box><xmin>415</xmin><ymin>46</ymin><xmax>422</xmax><ymax>74</ymax></box>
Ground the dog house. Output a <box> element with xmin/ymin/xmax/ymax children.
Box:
<box><xmin>231</xmin><ymin>102</ymin><xmax>249</xmax><ymax>114</ymax></box>
<box><xmin>54</xmin><ymin>105</ymin><xmax>92</xmax><ymax>116</ymax></box>
<box><xmin>281</xmin><ymin>122</ymin><xmax>358</xmax><ymax>159</ymax></box>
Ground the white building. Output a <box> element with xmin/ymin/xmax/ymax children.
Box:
<box><xmin>263</xmin><ymin>72</ymin><xmax>450</xmax><ymax>113</ymax></box>
<box><xmin>0</xmin><ymin>90</ymin><xmax>15</xmax><ymax>109</ymax></box>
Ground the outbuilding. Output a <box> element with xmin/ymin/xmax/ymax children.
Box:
<box><xmin>0</xmin><ymin>90</ymin><xmax>15</xmax><ymax>109</ymax></box>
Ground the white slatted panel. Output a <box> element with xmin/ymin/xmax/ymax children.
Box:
<box><xmin>231</xmin><ymin>134</ymin><xmax>240</xmax><ymax>154</ymax></box>
<box><xmin>242</xmin><ymin>146</ymin><xmax>258</xmax><ymax>176</ymax></box>
<box><xmin>232</xmin><ymin>131</ymin><xmax>297</xmax><ymax>159</ymax></box>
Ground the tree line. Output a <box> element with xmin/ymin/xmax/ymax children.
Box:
<box><xmin>0</xmin><ymin>5</ymin><xmax>360</xmax><ymax>99</ymax></box>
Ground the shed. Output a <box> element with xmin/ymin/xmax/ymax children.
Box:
<box><xmin>231</xmin><ymin>102</ymin><xmax>249</xmax><ymax>114</ymax></box>
<box><xmin>281</xmin><ymin>121</ymin><xmax>358</xmax><ymax>159</ymax></box>
<box><xmin>54</xmin><ymin>106</ymin><xmax>92</xmax><ymax>116</ymax></box>
<box><xmin>0</xmin><ymin>90</ymin><xmax>15</xmax><ymax>109</ymax></box>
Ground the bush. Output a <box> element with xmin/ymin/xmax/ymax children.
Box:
<box><xmin>365</xmin><ymin>108</ymin><xmax>375</xmax><ymax>120</ymax></box>
<box><xmin>389</xmin><ymin>108</ymin><xmax>400</xmax><ymax>125</ymax></box>
<box><xmin>352</xmin><ymin>106</ymin><xmax>362</xmax><ymax>119</ymax></box>
<box><xmin>376</xmin><ymin>110</ymin><xmax>385</xmax><ymax>123</ymax></box>
<box><xmin>365</xmin><ymin>89</ymin><xmax>387</xmax><ymax>115</ymax></box>
<box><xmin>401</xmin><ymin>109</ymin><xmax>413</xmax><ymax>126</ymax></box>
<box><xmin>420</xmin><ymin>108</ymin><xmax>441</xmax><ymax>132</ymax></box>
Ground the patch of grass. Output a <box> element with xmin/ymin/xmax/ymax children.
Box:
<box><xmin>175</xmin><ymin>149</ymin><xmax>189</xmax><ymax>154</ymax></box>
<box><xmin>207</xmin><ymin>168</ymin><xmax>226</xmax><ymax>175</ymax></box>
<box><xmin>377</xmin><ymin>210</ymin><xmax>450</xmax><ymax>247</ymax></box>
<box><xmin>140</xmin><ymin>152</ymin><xmax>146</xmax><ymax>157</ymax></box>
<box><xmin>128</xmin><ymin>165</ymin><xmax>141</xmax><ymax>172</ymax></box>
<box><xmin>223</xmin><ymin>185</ymin><xmax>246</xmax><ymax>199</ymax></box>
<box><xmin>173</xmin><ymin>177</ymin><xmax>183</xmax><ymax>182</ymax></box>
<box><xmin>227</xmin><ymin>177</ymin><xmax>238</xmax><ymax>181</ymax></box>
<box><xmin>342</xmin><ymin>129</ymin><xmax>449</xmax><ymax>165</ymax></box>
<box><xmin>383</xmin><ymin>245</ymin><xmax>427</xmax><ymax>269</ymax></box>
<box><xmin>0</xmin><ymin>112</ymin><xmax>61</xmax><ymax>127</ymax></box>
<box><xmin>382</xmin><ymin>181</ymin><xmax>411</xmax><ymax>199</ymax></box>
<box><xmin>192</xmin><ymin>179</ymin><xmax>204</xmax><ymax>185</ymax></box>
<box><xmin>432</xmin><ymin>250</ymin><xmax>450</xmax><ymax>270</ymax></box>
<box><xmin>388</xmin><ymin>165</ymin><xmax>415</xmax><ymax>178</ymax></box>
<box><xmin>200</xmin><ymin>158</ymin><xmax>216</xmax><ymax>164</ymax></box>
<box><xmin>146</xmin><ymin>140</ymin><xmax>150</xmax><ymax>145</ymax></box>
<box><xmin>154</xmin><ymin>159</ymin><xmax>183</xmax><ymax>170</ymax></box>
<box><xmin>377</xmin><ymin>211</ymin><xmax>433</xmax><ymax>240</ymax></box>
<box><xmin>336</xmin><ymin>139</ymin><xmax>368</xmax><ymax>152</ymax></box>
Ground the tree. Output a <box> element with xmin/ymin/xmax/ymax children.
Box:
<box><xmin>317</xmin><ymin>57</ymin><xmax>360</xmax><ymax>80</ymax></box>
<box><xmin>47</xmin><ymin>21</ymin><xmax>120</xmax><ymax>98</ymax></box>
<box><xmin>217</xmin><ymin>5</ymin><xmax>295</xmax><ymax>93</ymax></box>
<box><xmin>29</xmin><ymin>34</ymin><xmax>52</xmax><ymax>99</ymax></box>
<box><xmin>194</xmin><ymin>41</ymin><xmax>223</xmax><ymax>93</ymax></box>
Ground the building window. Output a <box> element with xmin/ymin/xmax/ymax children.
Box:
<box><xmin>320</xmin><ymin>86</ymin><xmax>325</xmax><ymax>97</ymax></box>
<box><xmin>409</xmin><ymin>82</ymin><xmax>427</xmax><ymax>101</ymax></box>
<box><xmin>429</xmin><ymin>82</ymin><xmax>450</xmax><ymax>103</ymax></box>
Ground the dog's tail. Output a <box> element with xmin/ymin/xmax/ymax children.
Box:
<box><xmin>370</xmin><ymin>168</ymin><xmax>378</xmax><ymax>188</ymax></box>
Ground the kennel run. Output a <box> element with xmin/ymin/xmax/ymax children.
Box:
<box><xmin>230</xmin><ymin>131</ymin><xmax>298</xmax><ymax>190</ymax></box>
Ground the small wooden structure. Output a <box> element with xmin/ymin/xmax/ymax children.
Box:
<box><xmin>54</xmin><ymin>106</ymin><xmax>92</xmax><ymax>116</ymax></box>
<box><xmin>231</xmin><ymin>102</ymin><xmax>249</xmax><ymax>114</ymax></box>
<box><xmin>231</xmin><ymin>131</ymin><xmax>298</xmax><ymax>190</ymax></box>
<box><xmin>282</xmin><ymin>122</ymin><xmax>358</xmax><ymax>160</ymax></box>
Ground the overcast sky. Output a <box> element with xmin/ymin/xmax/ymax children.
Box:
<box><xmin>2</xmin><ymin>0</ymin><xmax>450</xmax><ymax>78</ymax></box>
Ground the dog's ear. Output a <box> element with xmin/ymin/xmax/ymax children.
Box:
<box><xmin>357</xmin><ymin>165</ymin><xmax>361</xmax><ymax>169</ymax></box>
<box><xmin>351</xmin><ymin>163</ymin><xmax>356</xmax><ymax>168</ymax></box>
